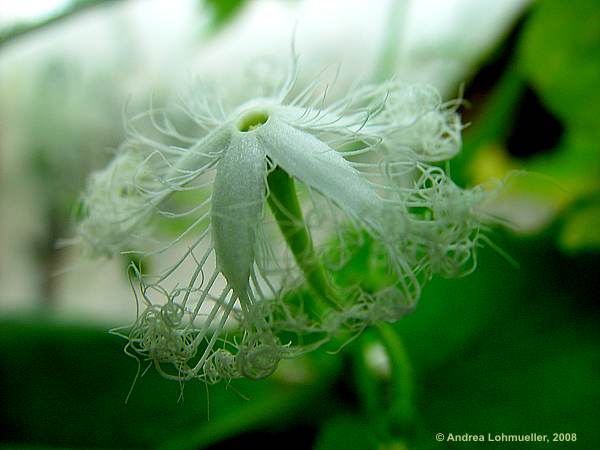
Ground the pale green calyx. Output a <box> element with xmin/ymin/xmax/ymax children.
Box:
<box><xmin>78</xmin><ymin>58</ymin><xmax>492</xmax><ymax>384</ymax></box>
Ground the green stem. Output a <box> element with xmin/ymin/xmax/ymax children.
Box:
<box><xmin>375</xmin><ymin>322</ymin><xmax>414</xmax><ymax>430</ymax></box>
<box><xmin>266</xmin><ymin>166</ymin><xmax>341</xmax><ymax>319</ymax></box>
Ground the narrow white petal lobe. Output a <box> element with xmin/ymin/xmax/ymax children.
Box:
<box><xmin>211</xmin><ymin>133</ymin><xmax>267</xmax><ymax>298</ymax></box>
<box><xmin>257</xmin><ymin>118</ymin><xmax>382</xmax><ymax>219</ymax></box>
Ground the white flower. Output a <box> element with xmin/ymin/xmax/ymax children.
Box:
<box><xmin>79</xmin><ymin>57</ymin><xmax>486</xmax><ymax>382</ymax></box>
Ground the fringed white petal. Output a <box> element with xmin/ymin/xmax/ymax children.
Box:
<box><xmin>79</xmin><ymin>126</ymin><xmax>230</xmax><ymax>256</ymax></box>
<box><xmin>379</xmin><ymin>84</ymin><xmax>462</xmax><ymax>162</ymax></box>
<box><xmin>78</xmin><ymin>151</ymin><xmax>151</xmax><ymax>256</ymax></box>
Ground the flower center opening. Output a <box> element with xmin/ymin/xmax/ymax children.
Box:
<box><xmin>237</xmin><ymin>110</ymin><xmax>269</xmax><ymax>132</ymax></box>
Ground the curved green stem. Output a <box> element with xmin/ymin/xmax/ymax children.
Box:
<box><xmin>375</xmin><ymin>322</ymin><xmax>414</xmax><ymax>429</ymax></box>
<box><xmin>266</xmin><ymin>166</ymin><xmax>341</xmax><ymax>319</ymax></box>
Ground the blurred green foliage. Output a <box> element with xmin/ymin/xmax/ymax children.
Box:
<box><xmin>202</xmin><ymin>0</ymin><xmax>248</xmax><ymax>31</ymax></box>
<box><xmin>1</xmin><ymin>231</ymin><xmax>598</xmax><ymax>449</ymax></box>
<box><xmin>518</xmin><ymin>0</ymin><xmax>600</xmax><ymax>252</ymax></box>
<box><xmin>0</xmin><ymin>317</ymin><xmax>340</xmax><ymax>449</ymax></box>
<box><xmin>519</xmin><ymin>0</ymin><xmax>600</xmax><ymax>132</ymax></box>
<box><xmin>457</xmin><ymin>0</ymin><xmax>600</xmax><ymax>252</ymax></box>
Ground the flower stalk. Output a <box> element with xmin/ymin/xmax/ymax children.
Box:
<box><xmin>375</xmin><ymin>322</ymin><xmax>414</xmax><ymax>430</ymax></box>
<box><xmin>266</xmin><ymin>165</ymin><xmax>341</xmax><ymax>319</ymax></box>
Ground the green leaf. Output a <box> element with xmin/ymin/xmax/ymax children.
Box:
<box><xmin>527</xmin><ymin>129</ymin><xmax>600</xmax><ymax>197</ymax></box>
<box><xmin>313</xmin><ymin>415</ymin><xmax>380</xmax><ymax>450</ymax></box>
<box><xmin>396</xmin><ymin>233</ymin><xmax>600</xmax><ymax>449</ymax></box>
<box><xmin>518</xmin><ymin>0</ymin><xmax>600</xmax><ymax>131</ymax></box>
<box><xmin>0</xmin><ymin>317</ymin><xmax>338</xmax><ymax>449</ymax></box>
<box><xmin>393</xmin><ymin>232</ymin><xmax>526</xmax><ymax>370</ymax></box>
<box><xmin>560</xmin><ymin>202</ymin><xmax>600</xmax><ymax>251</ymax></box>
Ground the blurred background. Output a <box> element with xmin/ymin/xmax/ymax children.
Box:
<box><xmin>0</xmin><ymin>0</ymin><xmax>599</xmax><ymax>449</ymax></box>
